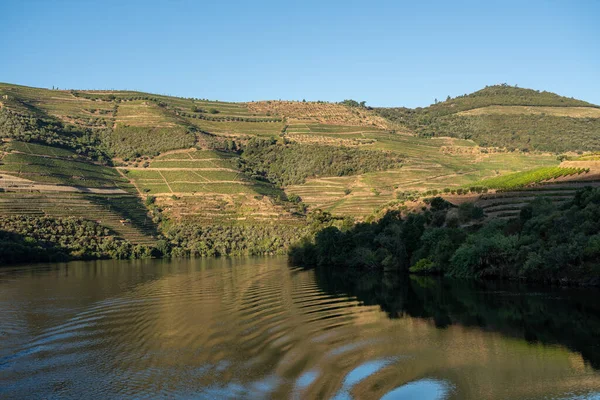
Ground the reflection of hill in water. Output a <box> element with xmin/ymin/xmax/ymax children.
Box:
<box><xmin>315</xmin><ymin>267</ymin><xmax>600</xmax><ymax>370</ymax></box>
<box><xmin>1</xmin><ymin>258</ymin><xmax>600</xmax><ymax>399</ymax></box>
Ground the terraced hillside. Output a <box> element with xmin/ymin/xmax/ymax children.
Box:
<box><xmin>286</xmin><ymin>134</ymin><xmax>558</xmax><ymax>217</ymax></box>
<box><xmin>0</xmin><ymin>140</ymin><xmax>157</xmax><ymax>245</ymax></box>
<box><xmin>248</xmin><ymin>100</ymin><xmax>391</xmax><ymax>128</ymax></box>
<box><xmin>1</xmin><ymin>81</ymin><xmax>599</xmax><ymax>250</ymax></box>
<box><xmin>0</xmin><ymin>141</ymin><xmax>129</xmax><ymax>189</ymax></box>
<box><xmin>469</xmin><ymin>160</ymin><xmax>600</xmax><ymax>220</ymax></box>
<box><xmin>120</xmin><ymin>149</ymin><xmax>299</xmax><ymax>224</ymax></box>
<box><xmin>476</xmin><ymin>181</ymin><xmax>600</xmax><ymax>220</ymax></box>
<box><xmin>0</xmin><ymin>192</ymin><xmax>157</xmax><ymax>245</ymax></box>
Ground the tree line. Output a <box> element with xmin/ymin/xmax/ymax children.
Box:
<box><xmin>0</xmin><ymin>216</ymin><xmax>155</xmax><ymax>264</ymax></box>
<box><xmin>290</xmin><ymin>187</ymin><xmax>600</xmax><ymax>285</ymax></box>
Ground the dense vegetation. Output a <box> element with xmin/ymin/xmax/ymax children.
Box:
<box><xmin>162</xmin><ymin>223</ymin><xmax>311</xmax><ymax>257</ymax></box>
<box><xmin>430</xmin><ymin>85</ymin><xmax>596</xmax><ymax>114</ymax></box>
<box><xmin>421</xmin><ymin>114</ymin><xmax>600</xmax><ymax>152</ymax></box>
<box><xmin>375</xmin><ymin>85</ymin><xmax>600</xmax><ymax>152</ymax></box>
<box><xmin>291</xmin><ymin>187</ymin><xmax>600</xmax><ymax>285</ymax></box>
<box><xmin>0</xmin><ymin>216</ymin><xmax>318</xmax><ymax>263</ymax></box>
<box><xmin>0</xmin><ymin>216</ymin><xmax>153</xmax><ymax>264</ymax></box>
<box><xmin>0</xmin><ymin>108</ymin><xmax>111</xmax><ymax>162</ymax></box>
<box><xmin>105</xmin><ymin>126</ymin><xmax>197</xmax><ymax>158</ymax></box>
<box><xmin>377</xmin><ymin>85</ymin><xmax>598</xmax><ymax>120</ymax></box>
<box><xmin>239</xmin><ymin>138</ymin><xmax>403</xmax><ymax>186</ymax></box>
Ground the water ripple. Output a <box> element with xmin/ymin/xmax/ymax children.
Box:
<box><xmin>0</xmin><ymin>258</ymin><xmax>599</xmax><ymax>399</ymax></box>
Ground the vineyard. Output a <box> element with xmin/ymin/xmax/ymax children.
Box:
<box><xmin>0</xmin><ymin>149</ymin><xmax>129</xmax><ymax>188</ymax></box>
<box><xmin>471</xmin><ymin>167</ymin><xmax>590</xmax><ymax>191</ymax></box>
<box><xmin>117</xmin><ymin>149</ymin><xmax>295</xmax><ymax>223</ymax></box>
<box><xmin>184</xmin><ymin>118</ymin><xmax>284</xmax><ymax>137</ymax></box>
<box><xmin>285</xmin><ymin>133</ymin><xmax>558</xmax><ymax>218</ymax></box>
<box><xmin>121</xmin><ymin>149</ymin><xmax>261</xmax><ymax>196</ymax></box>
<box><xmin>115</xmin><ymin>100</ymin><xmax>179</xmax><ymax>127</ymax></box>
<box><xmin>0</xmin><ymin>192</ymin><xmax>157</xmax><ymax>245</ymax></box>
<box><xmin>570</xmin><ymin>153</ymin><xmax>600</xmax><ymax>161</ymax></box>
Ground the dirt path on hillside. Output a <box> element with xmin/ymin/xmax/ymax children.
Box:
<box><xmin>117</xmin><ymin>167</ymin><xmax>237</xmax><ymax>172</ymax></box>
<box><xmin>117</xmin><ymin>169</ymin><xmax>142</xmax><ymax>196</ymax></box>
<box><xmin>158</xmin><ymin>171</ymin><xmax>174</xmax><ymax>193</ymax></box>
<box><xmin>158</xmin><ymin>148</ymin><xmax>199</xmax><ymax>156</ymax></box>
<box><xmin>150</xmin><ymin>158</ymin><xmax>224</xmax><ymax>162</ymax></box>
<box><xmin>165</xmin><ymin>180</ymin><xmax>250</xmax><ymax>184</ymax></box>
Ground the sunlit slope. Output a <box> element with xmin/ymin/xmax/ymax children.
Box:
<box><xmin>473</xmin><ymin>160</ymin><xmax>600</xmax><ymax>220</ymax></box>
<box><xmin>285</xmin><ymin>134</ymin><xmax>558</xmax><ymax>217</ymax></box>
<box><xmin>1</xmin><ymin>82</ymin><xmax>599</xmax><ymax>223</ymax></box>
<box><xmin>122</xmin><ymin>149</ymin><xmax>300</xmax><ymax>224</ymax></box>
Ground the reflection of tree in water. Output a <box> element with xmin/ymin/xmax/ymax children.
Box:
<box><xmin>314</xmin><ymin>267</ymin><xmax>600</xmax><ymax>369</ymax></box>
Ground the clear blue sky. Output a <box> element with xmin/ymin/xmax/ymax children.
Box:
<box><xmin>1</xmin><ymin>0</ymin><xmax>598</xmax><ymax>107</ymax></box>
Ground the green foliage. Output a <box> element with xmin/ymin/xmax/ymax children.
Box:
<box><xmin>164</xmin><ymin>223</ymin><xmax>310</xmax><ymax>257</ymax></box>
<box><xmin>104</xmin><ymin>126</ymin><xmax>196</xmax><ymax>158</ymax></box>
<box><xmin>422</xmin><ymin>114</ymin><xmax>600</xmax><ymax>152</ymax></box>
<box><xmin>472</xmin><ymin>167</ymin><xmax>588</xmax><ymax>190</ymax></box>
<box><xmin>145</xmin><ymin>195</ymin><xmax>156</xmax><ymax>206</ymax></box>
<box><xmin>339</xmin><ymin>99</ymin><xmax>367</xmax><ymax>108</ymax></box>
<box><xmin>239</xmin><ymin>138</ymin><xmax>403</xmax><ymax>186</ymax></box>
<box><xmin>0</xmin><ymin>216</ymin><xmax>152</xmax><ymax>263</ymax></box>
<box><xmin>378</xmin><ymin>85</ymin><xmax>597</xmax><ymax>121</ymax></box>
<box><xmin>291</xmin><ymin>187</ymin><xmax>600</xmax><ymax>284</ymax></box>
<box><xmin>0</xmin><ymin>109</ymin><xmax>111</xmax><ymax>162</ymax></box>
<box><xmin>409</xmin><ymin>258</ymin><xmax>436</xmax><ymax>274</ymax></box>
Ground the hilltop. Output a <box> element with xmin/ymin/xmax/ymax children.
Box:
<box><xmin>375</xmin><ymin>84</ymin><xmax>600</xmax><ymax>152</ymax></box>
<box><xmin>0</xmin><ymin>82</ymin><xmax>599</xmax><ymax>261</ymax></box>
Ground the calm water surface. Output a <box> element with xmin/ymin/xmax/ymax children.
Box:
<box><xmin>1</xmin><ymin>257</ymin><xmax>599</xmax><ymax>399</ymax></box>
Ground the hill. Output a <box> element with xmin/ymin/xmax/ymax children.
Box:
<box><xmin>375</xmin><ymin>84</ymin><xmax>600</xmax><ymax>152</ymax></box>
<box><xmin>0</xmin><ymin>82</ymin><xmax>599</xmax><ymax>261</ymax></box>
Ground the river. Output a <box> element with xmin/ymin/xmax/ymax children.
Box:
<box><xmin>0</xmin><ymin>257</ymin><xmax>599</xmax><ymax>399</ymax></box>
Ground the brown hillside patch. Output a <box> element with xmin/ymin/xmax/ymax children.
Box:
<box><xmin>248</xmin><ymin>101</ymin><xmax>392</xmax><ymax>129</ymax></box>
<box><xmin>458</xmin><ymin>105</ymin><xmax>600</xmax><ymax>118</ymax></box>
<box><xmin>286</xmin><ymin>134</ymin><xmax>376</xmax><ymax>147</ymax></box>
<box><xmin>559</xmin><ymin>160</ymin><xmax>600</xmax><ymax>181</ymax></box>
<box><xmin>116</xmin><ymin>101</ymin><xmax>177</xmax><ymax>127</ymax></box>
<box><xmin>156</xmin><ymin>193</ymin><xmax>296</xmax><ymax>223</ymax></box>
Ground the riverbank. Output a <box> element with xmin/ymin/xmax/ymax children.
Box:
<box><xmin>290</xmin><ymin>187</ymin><xmax>600</xmax><ymax>286</ymax></box>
